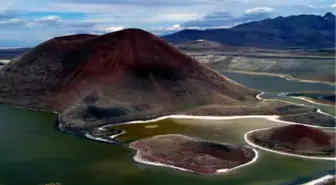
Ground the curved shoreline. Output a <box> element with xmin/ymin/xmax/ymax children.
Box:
<box><xmin>278</xmin><ymin>92</ymin><xmax>335</xmax><ymax>107</ymax></box>
<box><xmin>255</xmin><ymin>92</ymin><xmax>264</xmax><ymax>100</ymax></box>
<box><xmin>287</xmin><ymin>96</ymin><xmax>335</xmax><ymax>107</ymax></box>
<box><xmin>303</xmin><ymin>175</ymin><xmax>335</xmax><ymax>185</ymax></box>
<box><xmin>101</xmin><ymin>114</ymin><xmax>335</xmax><ymax>130</ymax></box>
<box><xmin>222</xmin><ymin>70</ymin><xmax>335</xmax><ymax>86</ymax></box>
<box><xmin>64</xmin><ymin>91</ymin><xmax>335</xmax><ymax>148</ymax></box>
<box><xmin>269</xmin><ymin>92</ymin><xmax>336</xmax><ymax>118</ymax></box>
<box><xmin>110</xmin><ymin>130</ymin><xmax>127</xmax><ymax>139</ymax></box>
<box><xmin>244</xmin><ymin>127</ymin><xmax>336</xmax><ymax>161</ymax></box>
<box><xmin>5</xmin><ymin>92</ymin><xmax>335</xmax><ymax>176</ymax></box>
<box><xmin>130</xmin><ymin>134</ymin><xmax>259</xmax><ymax>175</ymax></box>
<box><xmin>316</xmin><ymin>109</ymin><xmax>336</xmax><ymax>119</ymax></box>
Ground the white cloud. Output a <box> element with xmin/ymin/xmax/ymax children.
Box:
<box><xmin>36</xmin><ymin>15</ymin><xmax>61</xmax><ymax>22</ymax></box>
<box><xmin>0</xmin><ymin>0</ymin><xmax>333</xmax><ymax>47</ymax></box>
<box><xmin>0</xmin><ymin>18</ymin><xmax>22</xmax><ymax>24</ymax></box>
<box><xmin>153</xmin><ymin>24</ymin><xmax>183</xmax><ymax>31</ymax></box>
<box><xmin>147</xmin><ymin>13</ymin><xmax>200</xmax><ymax>22</ymax></box>
<box><xmin>306</xmin><ymin>4</ymin><xmax>327</xmax><ymax>9</ymax></box>
<box><xmin>28</xmin><ymin>15</ymin><xmax>62</xmax><ymax>27</ymax></box>
<box><xmin>101</xmin><ymin>26</ymin><xmax>124</xmax><ymax>33</ymax></box>
<box><xmin>57</xmin><ymin>0</ymin><xmax>209</xmax><ymax>7</ymax></box>
<box><xmin>172</xmin><ymin>24</ymin><xmax>181</xmax><ymax>29</ymax></box>
<box><xmin>245</xmin><ymin>6</ymin><xmax>275</xmax><ymax>14</ymax></box>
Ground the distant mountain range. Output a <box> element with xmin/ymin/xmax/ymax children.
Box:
<box><xmin>0</xmin><ymin>48</ymin><xmax>31</xmax><ymax>59</ymax></box>
<box><xmin>163</xmin><ymin>12</ymin><xmax>336</xmax><ymax>49</ymax></box>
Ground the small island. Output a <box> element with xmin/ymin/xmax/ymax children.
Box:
<box><xmin>246</xmin><ymin>124</ymin><xmax>335</xmax><ymax>158</ymax></box>
<box><xmin>130</xmin><ymin>134</ymin><xmax>257</xmax><ymax>175</ymax></box>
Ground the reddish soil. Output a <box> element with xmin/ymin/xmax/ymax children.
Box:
<box><xmin>249</xmin><ymin>124</ymin><xmax>335</xmax><ymax>156</ymax></box>
<box><xmin>267</xmin><ymin>124</ymin><xmax>332</xmax><ymax>147</ymax></box>
<box><xmin>0</xmin><ymin>28</ymin><xmax>333</xmax><ymax>129</ymax></box>
<box><xmin>130</xmin><ymin>134</ymin><xmax>256</xmax><ymax>175</ymax></box>
<box><xmin>0</xmin><ymin>29</ymin><xmax>260</xmax><ymax>127</ymax></box>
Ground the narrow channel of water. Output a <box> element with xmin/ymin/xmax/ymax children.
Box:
<box><xmin>221</xmin><ymin>71</ymin><xmax>335</xmax><ymax>92</ymax></box>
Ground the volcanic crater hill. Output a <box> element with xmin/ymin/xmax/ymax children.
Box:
<box><xmin>0</xmin><ymin>29</ymin><xmax>334</xmax><ymax>129</ymax></box>
<box><xmin>248</xmin><ymin>124</ymin><xmax>335</xmax><ymax>157</ymax></box>
<box><xmin>0</xmin><ymin>29</ymin><xmax>256</xmax><ymax>110</ymax></box>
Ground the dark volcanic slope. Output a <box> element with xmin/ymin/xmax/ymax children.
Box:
<box><xmin>0</xmin><ymin>28</ymin><xmax>334</xmax><ymax>129</ymax></box>
<box><xmin>0</xmin><ymin>29</ymin><xmax>256</xmax><ymax>111</ymax></box>
<box><xmin>267</xmin><ymin>124</ymin><xmax>332</xmax><ymax>147</ymax></box>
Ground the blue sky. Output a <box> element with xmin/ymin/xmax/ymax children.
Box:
<box><xmin>0</xmin><ymin>0</ymin><xmax>335</xmax><ymax>47</ymax></box>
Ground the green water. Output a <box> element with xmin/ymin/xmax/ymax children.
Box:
<box><xmin>221</xmin><ymin>71</ymin><xmax>336</xmax><ymax>116</ymax></box>
<box><xmin>221</xmin><ymin>71</ymin><xmax>335</xmax><ymax>92</ymax></box>
<box><xmin>0</xmin><ymin>104</ymin><xmax>334</xmax><ymax>185</ymax></box>
<box><xmin>0</xmin><ymin>72</ymin><xmax>335</xmax><ymax>185</ymax></box>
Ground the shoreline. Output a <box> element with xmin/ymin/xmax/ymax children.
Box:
<box><xmin>129</xmin><ymin>134</ymin><xmax>259</xmax><ymax>175</ymax></box>
<box><xmin>302</xmin><ymin>175</ymin><xmax>335</xmax><ymax>185</ymax></box>
<box><xmin>287</xmin><ymin>96</ymin><xmax>335</xmax><ymax>107</ymax></box>
<box><xmin>278</xmin><ymin>93</ymin><xmax>336</xmax><ymax>119</ymax></box>
<box><xmin>221</xmin><ymin>70</ymin><xmax>335</xmax><ymax>86</ymax></box>
<box><xmin>316</xmin><ymin>109</ymin><xmax>336</xmax><ymax>119</ymax></box>
<box><xmin>72</xmin><ymin>91</ymin><xmax>336</xmax><ymax>145</ymax></box>
<box><xmin>3</xmin><ymin>91</ymin><xmax>335</xmax><ymax>176</ymax></box>
<box><xmin>110</xmin><ymin>130</ymin><xmax>127</xmax><ymax>140</ymax></box>
<box><xmin>101</xmin><ymin>114</ymin><xmax>335</xmax><ymax>131</ymax></box>
<box><xmin>244</xmin><ymin>127</ymin><xmax>336</xmax><ymax>161</ymax></box>
<box><xmin>255</xmin><ymin>92</ymin><xmax>264</xmax><ymax>100</ymax></box>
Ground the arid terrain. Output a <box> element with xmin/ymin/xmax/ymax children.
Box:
<box><xmin>0</xmin><ymin>29</ymin><xmax>332</xmax><ymax>134</ymax></box>
<box><xmin>130</xmin><ymin>134</ymin><xmax>256</xmax><ymax>175</ymax></box>
<box><xmin>0</xmin><ymin>30</ymin><xmax>334</xmax><ymax>180</ymax></box>
<box><xmin>247</xmin><ymin>124</ymin><xmax>335</xmax><ymax>157</ymax></box>
<box><xmin>0</xmin><ymin>6</ymin><xmax>335</xmax><ymax>185</ymax></box>
<box><xmin>178</xmin><ymin>40</ymin><xmax>336</xmax><ymax>84</ymax></box>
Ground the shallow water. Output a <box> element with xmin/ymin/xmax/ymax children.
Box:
<box><xmin>221</xmin><ymin>71</ymin><xmax>336</xmax><ymax>116</ymax></box>
<box><xmin>109</xmin><ymin>117</ymin><xmax>335</xmax><ymax>184</ymax></box>
<box><xmin>0</xmin><ymin>71</ymin><xmax>335</xmax><ymax>185</ymax></box>
<box><xmin>0</xmin><ymin>104</ymin><xmax>334</xmax><ymax>185</ymax></box>
<box><xmin>221</xmin><ymin>71</ymin><xmax>335</xmax><ymax>92</ymax></box>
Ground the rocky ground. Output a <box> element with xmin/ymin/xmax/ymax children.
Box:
<box><xmin>177</xmin><ymin>40</ymin><xmax>336</xmax><ymax>83</ymax></box>
<box><xmin>0</xmin><ymin>30</ymin><xmax>334</xmax><ymax>134</ymax></box>
<box><xmin>247</xmin><ymin>124</ymin><xmax>335</xmax><ymax>157</ymax></box>
<box><xmin>130</xmin><ymin>134</ymin><xmax>256</xmax><ymax>175</ymax></box>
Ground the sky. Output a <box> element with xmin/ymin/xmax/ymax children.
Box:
<box><xmin>0</xmin><ymin>0</ymin><xmax>335</xmax><ymax>47</ymax></box>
